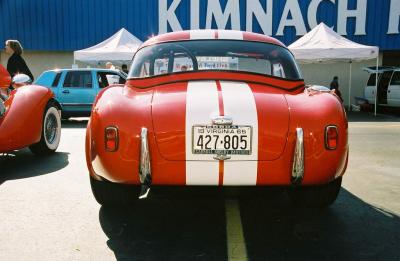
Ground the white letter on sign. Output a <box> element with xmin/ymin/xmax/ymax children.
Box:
<box><xmin>159</xmin><ymin>0</ymin><xmax>183</xmax><ymax>34</ymax></box>
<box><xmin>388</xmin><ymin>0</ymin><xmax>400</xmax><ymax>34</ymax></box>
<box><xmin>308</xmin><ymin>0</ymin><xmax>335</xmax><ymax>29</ymax></box>
<box><xmin>246</xmin><ymin>0</ymin><xmax>273</xmax><ymax>35</ymax></box>
<box><xmin>276</xmin><ymin>0</ymin><xmax>307</xmax><ymax>36</ymax></box>
<box><xmin>191</xmin><ymin>0</ymin><xmax>200</xmax><ymax>29</ymax></box>
<box><xmin>206</xmin><ymin>0</ymin><xmax>241</xmax><ymax>30</ymax></box>
<box><xmin>337</xmin><ymin>0</ymin><xmax>367</xmax><ymax>35</ymax></box>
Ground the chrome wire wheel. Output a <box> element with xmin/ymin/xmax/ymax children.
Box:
<box><xmin>29</xmin><ymin>102</ymin><xmax>61</xmax><ymax>155</ymax></box>
<box><xmin>45</xmin><ymin>112</ymin><xmax>58</xmax><ymax>145</ymax></box>
<box><xmin>43</xmin><ymin>106</ymin><xmax>61</xmax><ymax>151</ymax></box>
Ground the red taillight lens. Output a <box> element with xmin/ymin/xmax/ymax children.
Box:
<box><xmin>325</xmin><ymin>126</ymin><xmax>338</xmax><ymax>150</ymax></box>
<box><xmin>105</xmin><ymin>127</ymin><xmax>118</xmax><ymax>152</ymax></box>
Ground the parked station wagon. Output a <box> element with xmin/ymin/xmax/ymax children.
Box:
<box><xmin>364</xmin><ymin>66</ymin><xmax>400</xmax><ymax>107</ymax></box>
<box><xmin>35</xmin><ymin>68</ymin><xmax>126</xmax><ymax>118</ymax></box>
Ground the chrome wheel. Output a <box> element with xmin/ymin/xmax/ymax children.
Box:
<box><xmin>45</xmin><ymin>112</ymin><xmax>58</xmax><ymax>145</ymax></box>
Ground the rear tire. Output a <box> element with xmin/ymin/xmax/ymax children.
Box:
<box><xmin>288</xmin><ymin>177</ymin><xmax>342</xmax><ymax>208</ymax></box>
<box><xmin>29</xmin><ymin>100</ymin><xmax>61</xmax><ymax>155</ymax></box>
<box><xmin>90</xmin><ymin>176</ymin><xmax>140</xmax><ymax>206</ymax></box>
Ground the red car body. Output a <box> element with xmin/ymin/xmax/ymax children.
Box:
<box><xmin>0</xmin><ymin>65</ymin><xmax>61</xmax><ymax>155</ymax></box>
<box><xmin>86</xmin><ymin>30</ymin><xmax>348</xmax><ymax>206</ymax></box>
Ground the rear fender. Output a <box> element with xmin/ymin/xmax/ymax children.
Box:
<box><xmin>283</xmin><ymin>90</ymin><xmax>348</xmax><ymax>185</ymax></box>
<box><xmin>0</xmin><ymin>85</ymin><xmax>54</xmax><ymax>152</ymax></box>
<box><xmin>86</xmin><ymin>85</ymin><xmax>154</xmax><ymax>183</ymax></box>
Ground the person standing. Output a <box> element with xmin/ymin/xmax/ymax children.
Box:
<box><xmin>5</xmin><ymin>40</ymin><xmax>34</xmax><ymax>81</ymax></box>
<box><xmin>121</xmin><ymin>64</ymin><xmax>129</xmax><ymax>74</ymax></box>
<box><xmin>330</xmin><ymin>76</ymin><xmax>343</xmax><ymax>102</ymax></box>
<box><xmin>330</xmin><ymin>76</ymin><xmax>339</xmax><ymax>91</ymax></box>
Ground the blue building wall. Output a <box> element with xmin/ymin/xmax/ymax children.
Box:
<box><xmin>0</xmin><ymin>0</ymin><xmax>399</xmax><ymax>51</ymax></box>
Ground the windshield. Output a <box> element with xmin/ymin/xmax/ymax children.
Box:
<box><xmin>128</xmin><ymin>40</ymin><xmax>302</xmax><ymax>80</ymax></box>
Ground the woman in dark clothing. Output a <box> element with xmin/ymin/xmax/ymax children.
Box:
<box><xmin>5</xmin><ymin>40</ymin><xmax>34</xmax><ymax>81</ymax></box>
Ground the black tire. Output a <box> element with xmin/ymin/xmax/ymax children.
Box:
<box><xmin>29</xmin><ymin>100</ymin><xmax>61</xmax><ymax>155</ymax></box>
<box><xmin>288</xmin><ymin>177</ymin><xmax>342</xmax><ymax>208</ymax></box>
<box><xmin>90</xmin><ymin>175</ymin><xmax>140</xmax><ymax>206</ymax></box>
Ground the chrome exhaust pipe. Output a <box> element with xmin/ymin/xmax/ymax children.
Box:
<box><xmin>291</xmin><ymin>128</ymin><xmax>304</xmax><ymax>185</ymax></box>
<box><xmin>139</xmin><ymin>127</ymin><xmax>152</xmax><ymax>199</ymax></box>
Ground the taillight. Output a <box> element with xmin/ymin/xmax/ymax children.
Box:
<box><xmin>105</xmin><ymin>126</ymin><xmax>119</xmax><ymax>152</ymax></box>
<box><xmin>325</xmin><ymin>126</ymin><xmax>338</xmax><ymax>150</ymax></box>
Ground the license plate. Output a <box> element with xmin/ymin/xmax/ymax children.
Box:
<box><xmin>192</xmin><ymin>125</ymin><xmax>252</xmax><ymax>155</ymax></box>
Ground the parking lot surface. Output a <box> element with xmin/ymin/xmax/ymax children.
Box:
<box><xmin>0</xmin><ymin>112</ymin><xmax>399</xmax><ymax>261</ymax></box>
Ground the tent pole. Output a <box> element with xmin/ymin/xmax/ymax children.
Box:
<box><xmin>348</xmin><ymin>61</ymin><xmax>352</xmax><ymax>111</ymax></box>
<box><xmin>375</xmin><ymin>57</ymin><xmax>378</xmax><ymax>116</ymax></box>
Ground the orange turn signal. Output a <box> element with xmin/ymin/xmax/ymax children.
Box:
<box><xmin>105</xmin><ymin>126</ymin><xmax>119</xmax><ymax>152</ymax></box>
<box><xmin>325</xmin><ymin>126</ymin><xmax>338</xmax><ymax>150</ymax></box>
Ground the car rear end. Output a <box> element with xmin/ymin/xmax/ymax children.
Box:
<box><xmin>86</xmin><ymin>30</ymin><xmax>348</xmax><ymax>207</ymax></box>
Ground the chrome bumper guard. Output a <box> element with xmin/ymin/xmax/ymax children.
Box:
<box><xmin>139</xmin><ymin>127</ymin><xmax>152</xmax><ymax>199</ymax></box>
<box><xmin>291</xmin><ymin>128</ymin><xmax>304</xmax><ymax>185</ymax></box>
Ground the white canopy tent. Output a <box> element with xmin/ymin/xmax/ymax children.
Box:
<box><xmin>289</xmin><ymin>23</ymin><xmax>379</xmax><ymax>115</ymax></box>
<box><xmin>74</xmin><ymin>28</ymin><xmax>142</xmax><ymax>66</ymax></box>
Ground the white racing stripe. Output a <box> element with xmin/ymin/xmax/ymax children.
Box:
<box><xmin>220</xmin><ymin>82</ymin><xmax>258</xmax><ymax>185</ymax></box>
<box><xmin>190</xmin><ymin>29</ymin><xmax>215</xmax><ymax>39</ymax></box>
<box><xmin>186</xmin><ymin>81</ymin><xmax>220</xmax><ymax>185</ymax></box>
<box><xmin>218</xmin><ymin>30</ymin><xmax>243</xmax><ymax>40</ymax></box>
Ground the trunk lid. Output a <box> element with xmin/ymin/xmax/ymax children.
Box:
<box><xmin>152</xmin><ymin>80</ymin><xmax>290</xmax><ymax>161</ymax></box>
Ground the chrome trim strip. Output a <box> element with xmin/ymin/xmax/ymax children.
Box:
<box><xmin>139</xmin><ymin>127</ymin><xmax>152</xmax><ymax>199</ymax></box>
<box><xmin>291</xmin><ymin>128</ymin><xmax>304</xmax><ymax>185</ymax></box>
<box><xmin>213</xmin><ymin>154</ymin><xmax>231</xmax><ymax>161</ymax></box>
<box><xmin>212</xmin><ymin>115</ymin><xmax>233</xmax><ymax>125</ymax></box>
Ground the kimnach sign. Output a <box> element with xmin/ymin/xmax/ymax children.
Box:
<box><xmin>158</xmin><ymin>0</ymin><xmax>400</xmax><ymax>47</ymax></box>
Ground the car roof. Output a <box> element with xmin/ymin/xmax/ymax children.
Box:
<box><xmin>141</xmin><ymin>30</ymin><xmax>285</xmax><ymax>48</ymax></box>
<box><xmin>363</xmin><ymin>66</ymin><xmax>400</xmax><ymax>73</ymax></box>
<box><xmin>42</xmin><ymin>68</ymin><xmax>122</xmax><ymax>74</ymax></box>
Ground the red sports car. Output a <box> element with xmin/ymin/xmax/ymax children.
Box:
<box><xmin>0</xmin><ymin>64</ymin><xmax>61</xmax><ymax>155</ymax></box>
<box><xmin>86</xmin><ymin>30</ymin><xmax>348</xmax><ymax>207</ymax></box>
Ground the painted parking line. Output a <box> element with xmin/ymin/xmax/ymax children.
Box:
<box><xmin>225</xmin><ymin>199</ymin><xmax>248</xmax><ymax>261</ymax></box>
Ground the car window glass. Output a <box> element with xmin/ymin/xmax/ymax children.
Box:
<box><xmin>63</xmin><ymin>71</ymin><xmax>92</xmax><ymax>88</ymax></box>
<box><xmin>130</xmin><ymin>40</ymin><xmax>302</xmax><ymax>80</ymax></box>
<box><xmin>154</xmin><ymin>58</ymin><xmax>169</xmax><ymax>75</ymax></box>
<box><xmin>52</xmin><ymin>72</ymin><xmax>62</xmax><ymax>87</ymax></box>
<box><xmin>272</xmin><ymin>63</ymin><xmax>285</xmax><ymax>78</ymax></box>
<box><xmin>173</xmin><ymin>55</ymin><xmax>193</xmax><ymax>72</ymax></box>
<box><xmin>380</xmin><ymin>71</ymin><xmax>392</xmax><ymax>87</ymax></box>
<box><xmin>105</xmin><ymin>73</ymin><xmax>121</xmax><ymax>85</ymax></box>
<box><xmin>97</xmin><ymin>73</ymin><xmax>108</xmax><ymax>88</ymax></box>
<box><xmin>390</xmin><ymin>72</ymin><xmax>400</xmax><ymax>85</ymax></box>
<box><xmin>139</xmin><ymin>61</ymin><xmax>150</xmax><ymax>77</ymax></box>
<box><xmin>367</xmin><ymin>73</ymin><xmax>378</xmax><ymax>86</ymax></box>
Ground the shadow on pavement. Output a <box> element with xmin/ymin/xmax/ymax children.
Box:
<box><xmin>0</xmin><ymin>149</ymin><xmax>69</xmax><ymax>185</ymax></box>
<box><xmin>61</xmin><ymin>117</ymin><xmax>89</xmax><ymax>129</ymax></box>
<box><xmin>98</xmin><ymin>188</ymin><xmax>399</xmax><ymax>261</ymax></box>
<box><xmin>99</xmin><ymin>198</ymin><xmax>227</xmax><ymax>261</ymax></box>
<box><xmin>240</xmin><ymin>188</ymin><xmax>400</xmax><ymax>260</ymax></box>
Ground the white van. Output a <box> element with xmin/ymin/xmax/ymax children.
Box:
<box><xmin>364</xmin><ymin>67</ymin><xmax>400</xmax><ymax>107</ymax></box>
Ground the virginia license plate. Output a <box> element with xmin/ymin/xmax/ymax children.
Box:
<box><xmin>192</xmin><ymin>125</ymin><xmax>252</xmax><ymax>155</ymax></box>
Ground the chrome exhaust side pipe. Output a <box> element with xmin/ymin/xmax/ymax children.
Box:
<box><xmin>139</xmin><ymin>127</ymin><xmax>152</xmax><ymax>199</ymax></box>
<box><xmin>291</xmin><ymin>128</ymin><xmax>304</xmax><ymax>185</ymax></box>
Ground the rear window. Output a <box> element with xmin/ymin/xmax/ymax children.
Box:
<box><xmin>129</xmin><ymin>40</ymin><xmax>302</xmax><ymax>80</ymax></box>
